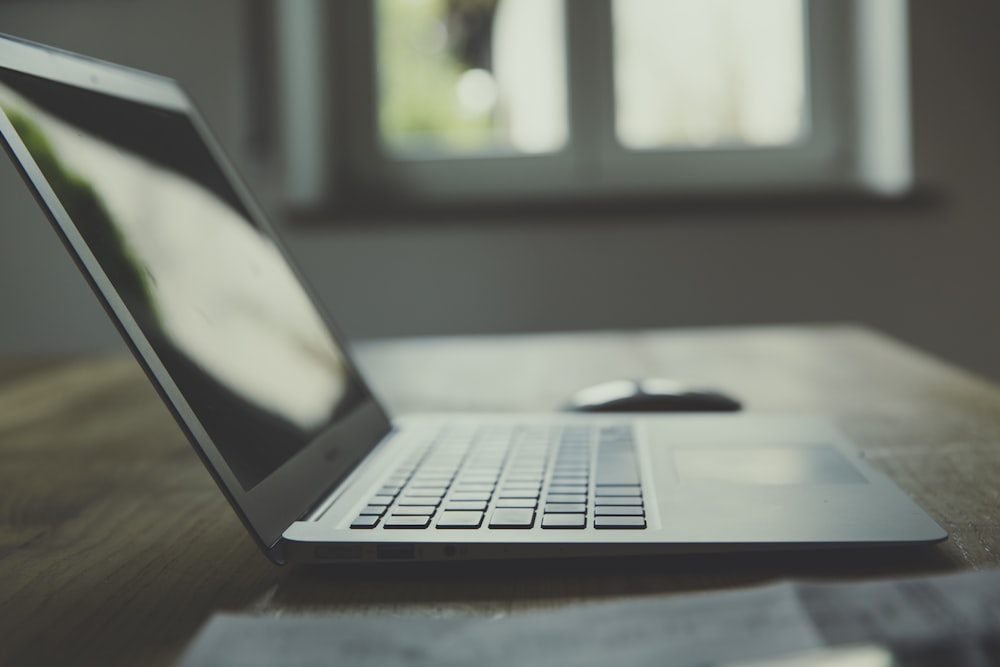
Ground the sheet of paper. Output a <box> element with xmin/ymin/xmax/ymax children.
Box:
<box><xmin>178</xmin><ymin>569</ymin><xmax>1000</xmax><ymax>667</ymax></box>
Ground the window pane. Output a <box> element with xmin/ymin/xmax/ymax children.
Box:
<box><xmin>376</xmin><ymin>0</ymin><xmax>568</xmax><ymax>158</ymax></box>
<box><xmin>613</xmin><ymin>0</ymin><xmax>807</xmax><ymax>150</ymax></box>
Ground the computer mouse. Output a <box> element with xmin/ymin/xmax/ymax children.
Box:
<box><xmin>565</xmin><ymin>379</ymin><xmax>742</xmax><ymax>413</ymax></box>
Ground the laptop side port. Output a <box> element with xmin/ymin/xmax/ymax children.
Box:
<box><xmin>376</xmin><ymin>543</ymin><xmax>416</xmax><ymax>560</ymax></box>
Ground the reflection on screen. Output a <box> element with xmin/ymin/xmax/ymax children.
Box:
<box><xmin>0</xmin><ymin>70</ymin><xmax>363</xmax><ymax>490</ymax></box>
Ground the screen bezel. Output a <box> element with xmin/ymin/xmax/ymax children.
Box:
<box><xmin>0</xmin><ymin>33</ymin><xmax>393</xmax><ymax>562</ymax></box>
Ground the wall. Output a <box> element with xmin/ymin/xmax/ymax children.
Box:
<box><xmin>1</xmin><ymin>1</ymin><xmax>999</xmax><ymax>382</ymax></box>
<box><xmin>0</xmin><ymin>0</ymin><xmax>250</xmax><ymax>354</ymax></box>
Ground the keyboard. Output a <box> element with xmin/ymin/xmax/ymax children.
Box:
<box><xmin>349</xmin><ymin>424</ymin><xmax>647</xmax><ymax>530</ymax></box>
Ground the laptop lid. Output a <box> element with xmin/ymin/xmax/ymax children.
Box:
<box><xmin>0</xmin><ymin>33</ymin><xmax>392</xmax><ymax>563</ymax></box>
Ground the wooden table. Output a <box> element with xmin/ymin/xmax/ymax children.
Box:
<box><xmin>1</xmin><ymin>324</ymin><xmax>998</xmax><ymax>666</ymax></box>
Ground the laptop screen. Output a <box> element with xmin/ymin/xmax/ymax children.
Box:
<box><xmin>0</xmin><ymin>65</ymin><xmax>375</xmax><ymax>492</ymax></box>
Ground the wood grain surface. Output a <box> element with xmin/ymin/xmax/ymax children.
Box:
<box><xmin>1</xmin><ymin>324</ymin><xmax>998</xmax><ymax>667</ymax></box>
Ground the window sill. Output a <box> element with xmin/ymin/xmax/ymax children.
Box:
<box><xmin>281</xmin><ymin>185</ymin><xmax>944</xmax><ymax>229</ymax></box>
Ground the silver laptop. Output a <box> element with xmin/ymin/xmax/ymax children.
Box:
<box><xmin>0</xmin><ymin>33</ymin><xmax>945</xmax><ymax>564</ymax></box>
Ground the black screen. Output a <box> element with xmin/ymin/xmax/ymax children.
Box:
<box><xmin>0</xmin><ymin>68</ymin><xmax>368</xmax><ymax>490</ymax></box>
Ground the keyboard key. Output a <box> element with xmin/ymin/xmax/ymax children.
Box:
<box><xmin>452</xmin><ymin>482</ymin><xmax>495</xmax><ymax>491</ymax></box>
<box><xmin>456</xmin><ymin>475</ymin><xmax>499</xmax><ymax>484</ymax></box>
<box><xmin>390</xmin><ymin>507</ymin><xmax>437</xmax><ymax>516</ymax></box>
<box><xmin>418</xmin><ymin>464</ymin><xmax>459</xmax><ymax>473</ymax></box>
<box><xmin>496</xmin><ymin>498</ymin><xmax>537</xmax><ymax>509</ymax></box>
<box><xmin>595</xmin><ymin>437</ymin><xmax>639</xmax><ymax>485</ymax></box>
<box><xmin>405</xmin><ymin>488</ymin><xmax>449</xmax><ymax>497</ymax></box>
<box><xmin>595</xmin><ymin>497</ymin><xmax>644</xmax><ymax>506</ymax></box>
<box><xmin>489</xmin><ymin>508</ymin><xmax>535</xmax><ymax>529</ymax></box>
<box><xmin>595</xmin><ymin>464</ymin><xmax>640</xmax><ymax>486</ymax></box>
<box><xmin>384</xmin><ymin>515</ymin><xmax>432</xmax><ymax>529</ymax></box>
<box><xmin>594</xmin><ymin>516</ymin><xmax>646</xmax><ymax>529</ymax></box>
<box><xmin>451</xmin><ymin>492</ymin><xmax>492</xmax><ymax>502</ymax></box>
<box><xmin>436</xmin><ymin>511</ymin><xmax>485</xmax><ymax>529</ymax></box>
<box><xmin>594</xmin><ymin>506</ymin><xmax>644</xmax><ymax>516</ymax></box>
<box><xmin>411</xmin><ymin>474</ymin><xmax>453</xmax><ymax>483</ymax></box>
<box><xmin>551</xmin><ymin>475</ymin><xmax>589</xmax><ymax>485</ymax></box>
<box><xmin>359</xmin><ymin>505</ymin><xmax>388</xmax><ymax>516</ymax></box>
<box><xmin>542</xmin><ymin>514</ymin><xmax>586</xmax><ymax>529</ymax></box>
<box><xmin>350</xmin><ymin>515</ymin><xmax>380</xmax><ymax>529</ymax></box>
<box><xmin>397</xmin><ymin>496</ymin><xmax>441</xmax><ymax>506</ymax></box>
<box><xmin>499</xmin><ymin>490</ymin><xmax>540</xmax><ymax>499</ymax></box>
<box><xmin>546</xmin><ymin>494</ymin><xmax>587</xmax><ymax>504</ymax></box>
<box><xmin>445</xmin><ymin>500</ymin><xmax>488</xmax><ymax>511</ymax></box>
<box><xmin>594</xmin><ymin>485</ymin><xmax>642</xmax><ymax>497</ymax></box>
<box><xmin>368</xmin><ymin>494</ymin><xmax>395</xmax><ymax>506</ymax></box>
<box><xmin>553</xmin><ymin>466</ymin><xmax>589</xmax><ymax>475</ymax></box>
<box><xmin>409</xmin><ymin>480</ymin><xmax>453</xmax><ymax>490</ymax></box>
<box><xmin>504</xmin><ymin>475</ymin><xmax>544</xmax><ymax>485</ymax></box>
<box><xmin>548</xmin><ymin>485</ymin><xmax>588</xmax><ymax>495</ymax></box>
<box><xmin>543</xmin><ymin>503</ymin><xmax>586</xmax><ymax>514</ymax></box>
<box><xmin>501</xmin><ymin>482</ymin><xmax>542</xmax><ymax>490</ymax></box>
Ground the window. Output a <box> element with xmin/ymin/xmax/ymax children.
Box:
<box><xmin>375</xmin><ymin>0</ymin><xmax>568</xmax><ymax>158</ymax></box>
<box><xmin>612</xmin><ymin>0</ymin><xmax>806</xmax><ymax>150</ymax></box>
<box><xmin>275</xmin><ymin>0</ymin><xmax>911</xmax><ymax>211</ymax></box>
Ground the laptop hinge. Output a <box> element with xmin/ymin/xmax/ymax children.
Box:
<box><xmin>297</xmin><ymin>426</ymin><xmax>401</xmax><ymax>523</ymax></box>
<box><xmin>266</xmin><ymin>540</ymin><xmax>289</xmax><ymax>565</ymax></box>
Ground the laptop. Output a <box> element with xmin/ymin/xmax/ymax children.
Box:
<box><xmin>0</xmin><ymin>33</ymin><xmax>946</xmax><ymax>564</ymax></box>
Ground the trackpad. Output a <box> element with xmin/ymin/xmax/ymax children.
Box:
<box><xmin>672</xmin><ymin>444</ymin><xmax>867</xmax><ymax>485</ymax></box>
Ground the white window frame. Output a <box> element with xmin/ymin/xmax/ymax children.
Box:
<box><xmin>276</xmin><ymin>0</ymin><xmax>911</xmax><ymax>211</ymax></box>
